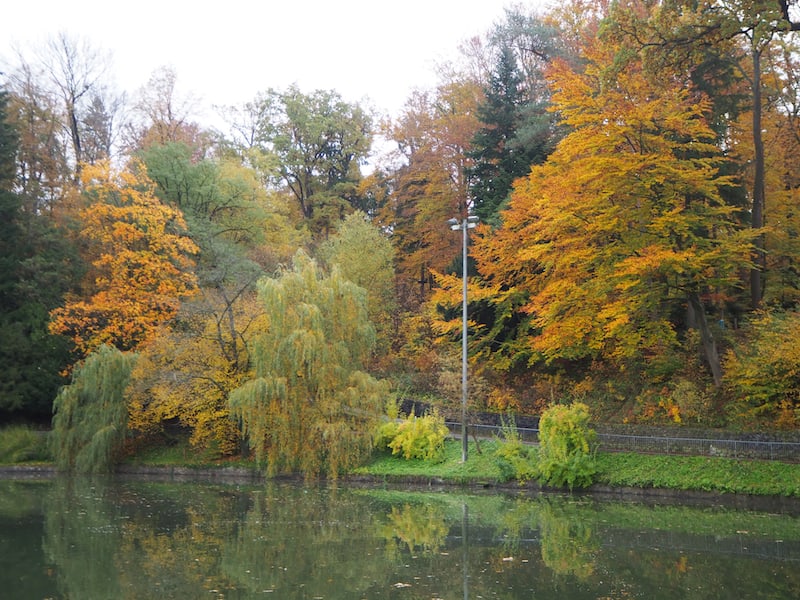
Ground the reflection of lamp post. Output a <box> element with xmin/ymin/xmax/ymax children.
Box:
<box><xmin>448</xmin><ymin>215</ymin><xmax>479</xmax><ymax>463</ymax></box>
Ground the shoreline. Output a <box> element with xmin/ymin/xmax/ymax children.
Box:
<box><xmin>4</xmin><ymin>463</ymin><xmax>800</xmax><ymax>514</ymax></box>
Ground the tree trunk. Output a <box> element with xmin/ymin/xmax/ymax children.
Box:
<box><xmin>688</xmin><ymin>292</ymin><xmax>723</xmax><ymax>387</ymax></box>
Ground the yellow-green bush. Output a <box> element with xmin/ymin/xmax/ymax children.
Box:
<box><xmin>537</xmin><ymin>402</ymin><xmax>597</xmax><ymax>490</ymax></box>
<box><xmin>494</xmin><ymin>417</ymin><xmax>536</xmax><ymax>482</ymax></box>
<box><xmin>724</xmin><ymin>310</ymin><xmax>800</xmax><ymax>428</ymax></box>
<box><xmin>377</xmin><ymin>410</ymin><xmax>449</xmax><ymax>462</ymax></box>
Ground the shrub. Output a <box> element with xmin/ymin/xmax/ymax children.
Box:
<box><xmin>374</xmin><ymin>419</ymin><xmax>401</xmax><ymax>452</ymax></box>
<box><xmin>385</xmin><ymin>410</ymin><xmax>449</xmax><ymax>462</ymax></box>
<box><xmin>724</xmin><ymin>310</ymin><xmax>800</xmax><ymax>427</ymax></box>
<box><xmin>537</xmin><ymin>402</ymin><xmax>597</xmax><ymax>490</ymax></box>
<box><xmin>0</xmin><ymin>425</ymin><xmax>49</xmax><ymax>464</ymax></box>
<box><xmin>494</xmin><ymin>417</ymin><xmax>536</xmax><ymax>482</ymax></box>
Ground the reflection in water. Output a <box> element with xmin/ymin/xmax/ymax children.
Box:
<box><xmin>380</xmin><ymin>502</ymin><xmax>448</xmax><ymax>556</ymax></box>
<box><xmin>538</xmin><ymin>498</ymin><xmax>598</xmax><ymax>580</ymax></box>
<box><xmin>0</xmin><ymin>477</ymin><xmax>799</xmax><ymax>598</ymax></box>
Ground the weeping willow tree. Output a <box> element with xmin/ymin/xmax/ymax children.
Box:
<box><xmin>229</xmin><ymin>251</ymin><xmax>388</xmax><ymax>478</ymax></box>
<box><xmin>50</xmin><ymin>345</ymin><xmax>137</xmax><ymax>473</ymax></box>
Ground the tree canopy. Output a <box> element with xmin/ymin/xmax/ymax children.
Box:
<box><xmin>229</xmin><ymin>251</ymin><xmax>387</xmax><ymax>478</ymax></box>
<box><xmin>7</xmin><ymin>1</ymin><xmax>800</xmax><ymax>447</ymax></box>
<box><xmin>49</xmin><ymin>160</ymin><xmax>198</xmax><ymax>356</ymax></box>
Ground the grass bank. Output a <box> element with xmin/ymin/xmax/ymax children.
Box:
<box><xmin>355</xmin><ymin>439</ymin><xmax>800</xmax><ymax>498</ymax></box>
<box><xmin>4</xmin><ymin>425</ymin><xmax>799</xmax><ymax>498</ymax></box>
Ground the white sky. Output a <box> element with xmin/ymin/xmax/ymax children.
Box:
<box><xmin>1</xmin><ymin>0</ymin><xmax>549</xmax><ymax>124</ymax></box>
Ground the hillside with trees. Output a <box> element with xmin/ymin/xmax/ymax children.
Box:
<box><xmin>3</xmin><ymin>0</ymin><xmax>800</xmax><ymax>474</ymax></box>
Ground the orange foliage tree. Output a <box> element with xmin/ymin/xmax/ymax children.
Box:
<box><xmin>377</xmin><ymin>79</ymin><xmax>482</xmax><ymax>309</ymax></box>
<box><xmin>49</xmin><ymin>160</ymin><xmax>198</xmax><ymax>356</ymax></box>
<box><xmin>473</xmin><ymin>36</ymin><xmax>756</xmax><ymax>387</ymax></box>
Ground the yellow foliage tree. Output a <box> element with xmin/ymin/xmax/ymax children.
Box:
<box><xmin>49</xmin><ymin>160</ymin><xmax>198</xmax><ymax>356</ymax></box>
<box><xmin>127</xmin><ymin>291</ymin><xmax>267</xmax><ymax>455</ymax></box>
<box><xmin>377</xmin><ymin>78</ymin><xmax>482</xmax><ymax>308</ymax></box>
<box><xmin>473</xmin><ymin>36</ymin><xmax>755</xmax><ymax>386</ymax></box>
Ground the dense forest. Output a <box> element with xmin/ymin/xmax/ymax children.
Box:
<box><xmin>3</xmin><ymin>1</ymin><xmax>800</xmax><ymax>473</ymax></box>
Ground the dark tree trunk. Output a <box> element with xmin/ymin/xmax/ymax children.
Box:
<box><xmin>688</xmin><ymin>292</ymin><xmax>723</xmax><ymax>387</ymax></box>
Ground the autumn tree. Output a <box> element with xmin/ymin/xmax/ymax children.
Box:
<box><xmin>49</xmin><ymin>160</ymin><xmax>198</xmax><ymax>357</ymax></box>
<box><xmin>607</xmin><ymin>0</ymin><xmax>800</xmax><ymax>308</ymax></box>
<box><xmin>127</xmin><ymin>292</ymin><xmax>267</xmax><ymax>455</ymax></box>
<box><xmin>754</xmin><ymin>40</ymin><xmax>800</xmax><ymax>306</ymax></box>
<box><xmin>126</xmin><ymin>66</ymin><xmax>209</xmax><ymax>154</ymax></box>
<box><xmin>3</xmin><ymin>64</ymin><xmax>71</xmax><ymax>211</ymax></box>
<box><xmin>377</xmin><ymin>78</ymin><xmax>482</xmax><ymax>308</ymax></box>
<box><xmin>131</xmin><ymin>141</ymin><xmax>309</xmax><ymax>453</ymax></box>
<box><xmin>229</xmin><ymin>251</ymin><xmax>387</xmax><ymax>478</ymax></box>
<box><xmin>4</xmin><ymin>33</ymin><xmax>115</xmax><ymax>179</ymax></box>
<box><xmin>474</xmin><ymin>35</ymin><xmax>755</xmax><ymax>387</ymax></box>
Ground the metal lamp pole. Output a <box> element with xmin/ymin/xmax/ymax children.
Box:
<box><xmin>448</xmin><ymin>215</ymin><xmax>478</xmax><ymax>463</ymax></box>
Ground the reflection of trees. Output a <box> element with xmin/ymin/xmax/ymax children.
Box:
<box><xmin>34</xmin><ymin>480</ymin><xmax>800</xmax><ymax>599</ymax></box>
<box><xmin>538</xmin><ymin>499</ymin><xmax>598</xmax><ymax>580</ymax></box>
<box><xmin>379</xmin><ymin>502</ymin><xmax>449</xmax><ymax>558</ymax></box>
<box><xmin>0</xmin><ymin>481</ymin><xmax>59</xmax><ymax>597</ymax></box>
<box><xmin>42</xmin><ymin>478</ymin><xmax>125</xmax><ymax>598</ymax></box>
<box><xmin>42</xmin><ymin>478</ymin><xmax>243</xmax><ymax>598</ymax></box>
<box><xmin>220</xmin><ymin>483</ymin><xmax>391</xmax><ymax>598</ymax></box>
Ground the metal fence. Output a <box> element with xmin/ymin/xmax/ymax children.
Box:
<box><xmin>446</xmin><ymin>422</ymin><xmax>800</xmax><ymax>461</ymax></box>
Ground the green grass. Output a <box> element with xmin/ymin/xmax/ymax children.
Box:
<box><xmin>0</xmin><ymin>425</ymin><xmax>50</xmax><ymax>464</ymax></box>
<box><xmin>594</xmin><ymin>452</ymin><xmax>800</xmax><ymax>497</ymax></box>
<box><xmin>122</xmin><ymin>437</ymin><xmax>257</xmax><ymax>470</ymax></box>
<box><xmin>353</xmin><ymin>439</ymin><xmax>504</xmax><ymax>483</ymax></box>
<box><xmin>7</xmin><ymin>429</ymin><xmax>800</xmax><ymax>498</ymax></box>
<box><xmin>356</xmin><ymin>439</ymin><xmax>800</xmax><ymax>497</ymax></box>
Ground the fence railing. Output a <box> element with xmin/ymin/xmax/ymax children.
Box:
<box><xmin>445</xmin><ymin>422</ymin><xmax>800</xmax><ymax>461</ymax></box>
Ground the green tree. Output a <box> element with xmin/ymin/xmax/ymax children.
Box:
<box><xmin>226</xmin><ymin>86</ymin><xmax>373</xmax><ymax>235</ymax></box>
<box><xmin>229</xmin><ymin>251</ymin><xmax>387</xmax><ymax>478</ymax></box>
<box><xmin>0</xmin><ymin>89</ymin><xmax>74</xmax><ymax>420</ymax></box>
<box><xmin>318</xmin><ymin>211</ymin><xmax>397</xmax><ymax>358</ymax></box>
<box><xmin>50</xmin><ymin>345</ymin><xmax>136</xmax><ymax>473</ymax></box>
<box><xmin>133</xmin><ymin>142</ymin><xmax>306</xmax><ymax>452</ymax></box>
<box><xmin>468</xmin><ymin>12</ymin><xmax>562</xmax><ymax>225</ymax></box>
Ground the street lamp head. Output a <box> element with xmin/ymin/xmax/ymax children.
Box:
<box><xmin>467</xmin><ymin>215</ymin><xmax>479</xmax><ymax>224</ymax></box>
<box><xmin>447</xmin><ymin>217</ymin><xmax>460</xmax><ymax>229</ymax></box>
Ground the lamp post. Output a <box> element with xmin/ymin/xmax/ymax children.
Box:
<box><xmin>448</xmin><ymin>214</ymin><xmax>478</xmax><ymax>463</ymax></box>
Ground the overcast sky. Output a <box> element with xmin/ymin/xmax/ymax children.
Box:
<box><xmin>1</xmin><ymin>0</ymin><xmax>550</xmax><ymax>123</ymax></box>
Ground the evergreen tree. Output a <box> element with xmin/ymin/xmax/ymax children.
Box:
<box><xmin>467</xmin><ymin>43</ymin><xmax>557</xmax><ymax>225</ymax></box>
<box><xmin>0</xmin><ymin>89</ymin><xmax>73</xmax><ymax>420</ymax></box>
<box><xmin>0</xmin><ymin>90</ymin><xmax>21</xmax><ymax>311</ymax></box>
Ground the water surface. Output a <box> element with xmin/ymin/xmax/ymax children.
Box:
<box><xmin>1</xmin><ymin>477</ymin><xmax>799</xmax><ymax>598</ymax></box>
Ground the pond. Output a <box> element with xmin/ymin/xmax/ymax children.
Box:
<box><xmin>1</xmin><ymin>476</ymin><xmax>799</xmax><ymax>599</ymax></box>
